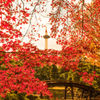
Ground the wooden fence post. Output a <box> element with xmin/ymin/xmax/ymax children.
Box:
<box><xmin>64</xmin><ymin>86</ymin><xmax>67</xmax><ymax>99</ymax></box>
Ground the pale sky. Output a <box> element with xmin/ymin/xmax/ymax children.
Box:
<box><xmin>22</xmin><ymin>0</ymin><xmax>92</xmax><ymax>51</ymax></box>
<box><xmin>34</xmin><ymin>0</ymin><xmax>92</xmax><ymax>50</ymax></box>
<box><xmin>35</xmin><ymin>25</ymin><xmax>62</xmax><ymax>50</ymax></box>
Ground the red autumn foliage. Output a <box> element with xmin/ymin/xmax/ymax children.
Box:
<box><xmin>0</xmin><ymin>0</ymin><xmax>100</xmax><ymax>98</ymax></box>
<box><xmin>0</xmin><ymin>65</ymin><xmax>52</xmax><ymax>97</ymax></box>
<box><xmin>49</xmin><ymin>0</ymin><xmax>100</xmax><ymax>85</ymax></box>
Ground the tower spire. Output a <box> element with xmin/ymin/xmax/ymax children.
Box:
<box><xmin>43</xmin><ymin>26</ymin><xmax>50</xmax><ymax>50</ymax></box>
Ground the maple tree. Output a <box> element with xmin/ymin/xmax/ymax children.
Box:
<box><xmin>0</xmin><ymin>0</ymin><xmax>100</xmax><ymax>98</ymax></box>
<box><xmin>69</xmin><ymin>0</ymin><xmax>100</xmax><ymax>67</ymax></box>
<box><xmin>0</xmin><ymin>0</ymin><xmax>53</xmax><ymax>98</ymax></box>
<box><xmin>49</xmin><ymin>0</ymin><xmax>100</xmax><ymax>86</ymax></box>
